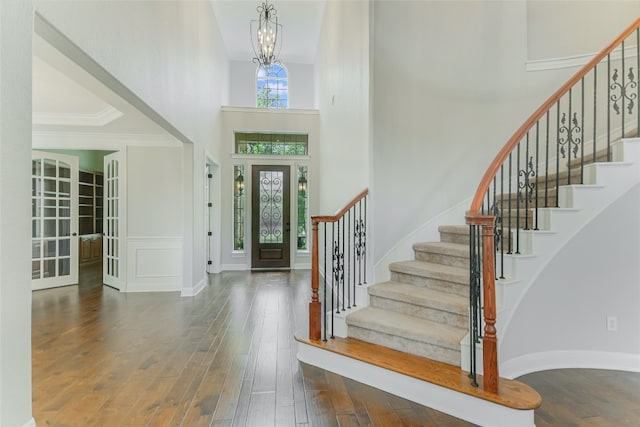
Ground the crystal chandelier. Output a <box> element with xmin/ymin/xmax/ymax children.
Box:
<box><xmin>250</xmin><ymin>1</ymin><xmax>282</xmax><ymax>69</ymax></box>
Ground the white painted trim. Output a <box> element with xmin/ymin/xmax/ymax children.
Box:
<box><xmin>220</xmin><ymin>263</ymin><xmax>250</xmax><ymax>271</ymax></box>
<box><xmin>33</xmin><ymin>105</ymin><xmax>123</xmax><ymax>126</ymax></box>
<box><xmin>21</xmin><ymin>418</ymin><xmax>36</xmax><ymax>427</ymax></box>
<box><xmin>181</xmin><ymin>277</ymin><xmax>206</xmax><ymax>297</ymax></box>
<box><xmin>125</xmin><ymin>237</ymin><xmax>183</xmax><ymax>292</ymax></box>
<box><xmin>32</xmin><ymin>130</ymin><xmax>181</xmax><ymax>150</ymax></box>
<box><xmin>501</xmin><ymin>350</ymin><xmax>640</xmax><ymax>380</ymax></box>
<box><xmin>526</xmin><ymin>44</ymin><xmax>638</xmax><ymax>72</ymax></box>
<box><xmin>221</xmin><ymin>106</ymin><xmax>320</xmax><ymax>115</ymax></box>
<box><xmin>297</xmin><ymin>341</ymin><xmax>535</xmax><ymax>427</ymax></box>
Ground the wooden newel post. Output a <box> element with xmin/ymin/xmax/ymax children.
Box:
<box><xmin>309</xmin><ymin>219</ymin><xmax>321</xmax><ymax>341</ymax></box>
<box><xmin>481</xmin><ymin>221</ymin><xmax>499</xmax><ymax>393</ymax></box>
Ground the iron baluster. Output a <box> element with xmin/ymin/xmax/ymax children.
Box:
<box><xmin>593</xmin><ymin>65</ymin><xmax>598</xmax><ymax>163</ymax></box>
<box><xmin>580</xmin><ymin>77</ymin><xmax>585</xmax><ymax>184</ymax></box>
<box><xmin>347</xmin><ymin>210</ymin><xmax>351</xmax><ymax>309</ymax></box>
<box><xmin>545</xmin><ymin>110</ymin><xmax>550</xmax><ymax>208</ymax></box>
<box><xmin>556</xmin><ymin>100</ymin><xmax>561</xmax><ymax>206</ymax></box>
<box><xmin>499</xmin><ymin>164</ymin><xmax>505</xmax><ymax>279</ymax></box>
<box><xmin>507</xmin><ymin>153</ymin><xmax>513</xmax><ymax>254</ymax></box>
<box><xmin>363</xmin><ymin>196</ymin><xmax>367</xmax><ymax>285</ymax></box>
<box><xmin>516</xmin><ymin>143</ymin><xmax>521</xmax><ymax>254</ymax></box>
<box><xmin>607</xmin><ymin>53</ymin><xmax>611</xmax><ymax>161</ymax></box>
<box><xmin>534</xmin><ymin>121</ymin><xmax>540</xmax><ymax>230</ymax></box>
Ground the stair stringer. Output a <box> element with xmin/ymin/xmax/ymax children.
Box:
<box><xmin>461</xmin><ymin>138</ymin><xmax>640</xmax><ymax>376</ymax></box>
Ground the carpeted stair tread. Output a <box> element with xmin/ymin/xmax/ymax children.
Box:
<box><xmin>347</xmin><ymin>307</ymin><xmax>466</xmax><ymax>350</ymax></box>
<box><xmin>438</xmin><ymin>225</ymin><xmax>469</xmax><ymax>235</ymax></box>
<box><xmin>389</xmin><ymin>260</ymin><xmax>468</xmax><ymax>285</ymax></box>
<box><xmin>369</xmin><ymin>281</ymin><xmax>468</xmax><ymax>315</ymax></box>
<box><xmin>413</xmin><ymin>241</ymin><xmax>469</xmax><ymax>257</ymax></box>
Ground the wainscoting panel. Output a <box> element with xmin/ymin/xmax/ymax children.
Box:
<box><xmin>126</xmin><ymin>237</ymin><xmax>183</xmax><ymax>292</ymax></box>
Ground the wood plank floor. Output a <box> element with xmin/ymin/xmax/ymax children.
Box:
<box><xmin>32</xmin><ymin>263</ymin><xmax>640</xmax><ymax>426</ymax></box>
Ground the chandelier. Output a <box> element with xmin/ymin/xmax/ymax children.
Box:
<box><xmin>250</xmin><ymin>1</ymin><xmax>282</xmax><ymax>69</ymax></box>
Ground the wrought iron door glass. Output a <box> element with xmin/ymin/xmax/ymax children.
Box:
<box><xmin>259</xmin><ymin>170</ymin><xmax>284</xmax><ymax>244</ymax></box>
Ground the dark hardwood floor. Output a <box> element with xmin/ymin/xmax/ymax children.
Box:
<box><xmin>32</xmin><ymin>263</ymin><xmax>640</xmax><ymax>426</ymax></box>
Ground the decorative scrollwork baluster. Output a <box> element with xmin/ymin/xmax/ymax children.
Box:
<box><xmin>558</xmin><ymin>113</ymin><xmax>582</xmax><ymax>159</ymax></box>
<box><xmin>354</xmin><ymin>219</ymin><xmax>366</xmax><ymax>285</ymax></box>
<box><xmin>610</xmin><ymin>67</ymin><xmax>637</xmax><ymax>115</ymax></box>
<box><xmin>518</xmin><ymin>156</ymin><xmax>536</xmax><ymax>204</ymax></box>
<box><xmin>332</xmin><ymin>240</ymin><xmax>344</xmax><ymax>313</ymax></box>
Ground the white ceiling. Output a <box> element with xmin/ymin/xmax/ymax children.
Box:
<box><xmin>211</xmin><ymin>0</ymin><xmax>326</xmax><ymax>63</ymax></box>
<box><xmin>32</xmin><ymin>1</ymin><xmax>324</xmax><ymax>138</ymax></box>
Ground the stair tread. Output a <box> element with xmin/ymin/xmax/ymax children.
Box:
<box><xmin>438</xmin><ymin>224</ymin><xmax>468</xmax><ymax>235</ymax></box>
<box><xmin>347</xmin><ymin>307</ymin><xmax>467</xmax><ymax>349</ymax></box>
<box><xmin>413</xmin><ymin>241</ymin><xmax>469</xmax><ymax>256</ymax></box>
<box><xmin>370</xmin><ymin>281</ymin><xmax>468</xmax><ymax>315</ymax></box>
<box><xmin>389</xmin><ymin>260</ymin><xmax>468</xmax><ymax>285</ymax></box>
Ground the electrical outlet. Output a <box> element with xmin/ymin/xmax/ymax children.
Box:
<box><xmin>607</xmin><ymin>316</ymin><xmax>617</xmax><ymax>331</ymax></box>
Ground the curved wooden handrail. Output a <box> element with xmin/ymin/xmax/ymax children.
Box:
<box><xmin>467</xmin><ymin>16</ymin><xmax>640</xmax><ymax>216</ymax></box>
<box><xmin>312</xmin><ymin>189</ymin><xmax>369</xmax><ymax>224</ymax></box>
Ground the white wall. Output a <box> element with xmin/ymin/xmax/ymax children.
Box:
<box><xmin>0</xmin><ymin>1</ymin><xmax>34</xmax><ymax>426</ymax></box>
<box><xmin>370</xmin><ymin>1</ymin><xmax>627</xmax><ymax>264</ymax></box>
<box><xmin>314</xmin><ymin>0</ymin><xmax>371</xmax><ymax>214</ymax></box>
<box><xmin>527</xmin><ymin>1</ymin><xmax>640</xmax><ymax>60</ymax></box>
<box><xmin>220</xmin><ymin>107</ymin><xmax>319</xmax><ymax>270</ymax></box>
<box><xmin>501</xmin><ymin>184</ymin><xmax>640</xmax><ymax>369</ymax></box>
<box><xmin>35</xmin><ymin>0</ymin><xmax>230</xmax><ymax>295</ymax></box>
<box><xmin>230</xmin><ymin>60</ymin><xmax>315</xmax><ymax>109</ymax></box>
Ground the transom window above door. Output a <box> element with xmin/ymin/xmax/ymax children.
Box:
<box><xmin>235</xmin><ymin>132</ymin><xmax>308</xmax><ymax>155</ymax></box>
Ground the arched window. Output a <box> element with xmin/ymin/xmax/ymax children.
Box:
<box><xmin>256</xmin><ymin>63</ymin><xmax>288</xmax><ymax>108</ymax></box>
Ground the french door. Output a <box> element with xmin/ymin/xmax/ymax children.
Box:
<box><xmin>251</xmin><ymin>165</ymin><xmax>290</xmax><ymax>269</ymax></box>
<box><xmin>31</xmin><ymin>151</ymin><xmax>79</xmax><ymax>290</ymax></box>
<box><xmin>103</xmin><ymin>151</ymin><xmax>125</xmax><ymax>290</ymax></box>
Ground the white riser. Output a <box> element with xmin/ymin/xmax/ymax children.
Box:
<box><xmin>462</xmin><ymin>137</ymin><xmax>640</xmax><ymax>373</ymax></box>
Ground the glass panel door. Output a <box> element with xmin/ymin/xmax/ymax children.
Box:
<box><xmin>103</xmin><ymin>151</ymin><xmax>125</xmax><ymax>290</ymax></box>
<box><xmin>31</xmin><ymin>151</ymin><xmax>78</xmax><ymax>290</ymax></box>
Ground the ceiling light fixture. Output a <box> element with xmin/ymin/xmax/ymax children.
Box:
<box><xmin>251</xmin><ymin>1</ymin><xmax>282</xmax><ymax>69</ymax></box>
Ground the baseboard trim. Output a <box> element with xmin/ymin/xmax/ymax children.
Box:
<box><xmin>502</xmin><ymin>350</ymin><xmax>640</xmax><ymax>379</ymax></box>
<box><xmin>181</xmin><ymin>277</ymin><xmax>206</xmax><ymax>297</ymax></box>
<box><xmin>297</xmin><ymin>340</ymin><xmax>536</xmax><ymax>427</ymax></box>
<box><xmin>22</xmin><ymin>417</ymin><xmax>36</xmax><ymax>427</ymax></box>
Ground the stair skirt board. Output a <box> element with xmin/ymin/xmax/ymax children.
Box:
<box><xmin>297</xmin><ymin>339</ymin><xmax>537</xmax><ymax>427</ymax></box>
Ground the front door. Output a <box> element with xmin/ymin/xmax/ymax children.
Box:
<box><xmin>31</xmin><ymin>151</ymin><xmax>79</xmax><ymax>290</ymax></box>
<box><xmin>251</xmin><ymin>165</ymin><xmax>290</xmax><ymax>269</ymax></box>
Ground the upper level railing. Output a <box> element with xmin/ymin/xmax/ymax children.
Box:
<box><xmin>466</xmin><ymin>18</ymin><xmax>640</xmax><ymax>393</ymax></box>
<box><xmin>309</xmin><ymin>189</ymin><xmax>368</xmax><ymax>341</ymax></box>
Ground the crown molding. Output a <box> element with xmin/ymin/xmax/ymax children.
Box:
<box><xmin>32</xmin><ymin>130</ymin><xmax>181</xmax><ymax>150</ymax></box>
<box><xmin>33</xmin><ymin>105</ymin><xmax>124</xmax><ymax>126</ymax></box>
<box><xmin>526</xmin><ymin>44</ymin><xmax>638</xmax><ymax>72</ymax></box>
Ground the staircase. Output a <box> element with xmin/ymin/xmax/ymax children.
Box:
<box><xmin>345</xmin><ymin>139</ymin><xmax>639</xmax><ymax>369</ymax></box>
<box><xmin>300</xmin><ymin>17</ymin><xmax>640</xmax><ymax>427</ymax></box>
<box><xmin>346</xmin><ymin>227</ymin><xmax>470</xmax><ymax>366</ymax></box>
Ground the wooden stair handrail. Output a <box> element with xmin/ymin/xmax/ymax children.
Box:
<box><xmin>309</xmin><ymin>189</ymin><xmax>369</xmax><ymax>341</ymax></box>
<box><xmin>468</xmin><ymin>16</ymin><xmax>640</xmax><ymax>215</ymax></box>
<box><xmin>466</xmin><ymin>17</ymin><xmax>640</xmax><ymax>393</ymax></box>
<box><xmin>311</xmin><ymin>189</ymin><xmax>369</xmax><ymax>224</ymax></box>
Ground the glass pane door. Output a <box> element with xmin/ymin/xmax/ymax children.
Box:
<box><xmin>103</xmin><ymin>151</ymin><xmax>125</xmax><ymax>290</ymax></box>
<box><xmin>31</xmin><ymin>151</ymin><xmax>78</xmax><ymax>290</ymax></box>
